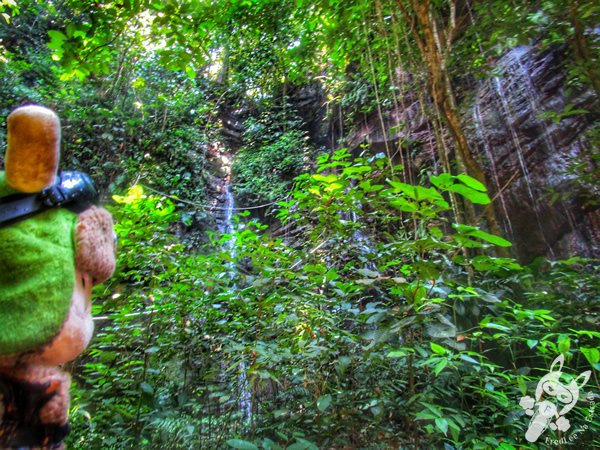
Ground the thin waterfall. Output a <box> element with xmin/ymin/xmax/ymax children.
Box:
<box><xmin>472</xmin><ymin>100</ymin><xmax>515</xmax><ymax>241</ymax></box>
<box><xmin>341</xmin><ymin>208</ymin><xmax>377</xmax><ymax>272</ymax></box>
<box><xmin>511</xmin><ymin>47</ymin><xmax>560</xmax><ymax>156</ymax></box>
<box><xmin>493</xmin><ymin>75</ymin><xmax>555</xmax><ymax>256</ymax></box>
<box><xmin>512</xmin><ymin>48</ymin><xmax>580</xmax><ymax>236</ymax></box>
<box><xmin>221</xmin><ymin>184</ymin><xmax>235</xmax><ymax>234</ymax></box>
<box><xmin>219</xmin><ymin>167</ymin><xmax>253</xmax><ymax>422</ymax></box>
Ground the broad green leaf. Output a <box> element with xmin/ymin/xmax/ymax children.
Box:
<box><xmin>227</xmin><ymin>439</ymin><xmax>259</xmax><ymax>450</ymax></box>
<box><xmin>430</xmin><ymin>342</ymin><xmax>447</xmax><ymax>355</ymax></box>
<box><xmin>558</xmin><ymin>335</ymin><xmax>571</xmax><ymax>354</ymax></box>
<box><xmin>435</xmin><ymin>417</ymin><xmax>449</xmax><ymax>435</ymax></box>
<box><xmin>482</xmin><ymin>322</ymin><xmax>511</xmax><ymax>332</ymax></box>
<box><xmin>581</xmin><ymin>347</ymin><xmax>600</xmax><ymax>366</ymax></box>
<box><xmin>312</xmin><ymin>173</ymin><xmax>338</xmax><ymax>183</ymax></box>
<box><xmin>434</xmin><ymin>358</ymin><xmax>449</xmax><ymax>376</ymax></box>
<box><xmin>471</xmin><ymin>230</ymin><xmax>512</xmax><ymax>247</ymax></box>
<box><xmin>421</xmin><ymin>402</ymin><xmax>443</xmax><ymax>416</ymax></box>
<box><xmin>455</xmin><ymin>225</ymin><xmax>512</xmax><ymax>247</ymax></box>
<box><xmin>185</xmin><ymin>65</ymin><xmax>196</xmax><ymax>78</ymax></box>
<box><xmin>425</xmin><ymin>323</ymin><xmax>456</xmax><ymax>339</ymax></box>
<box><xmin>261</xmin><ymin>437</ymin><xmax>283</xmax><ymax>450</ymax></box>
<box><xmin>430</xmin><ymin>173</ymin><xmax>453</xmax><ymax>189</ymax></box>
<box><xmin>448</xmin><ymin>184</ymin><xmax>491</xmax><ymax>204</ymax></box>
<box><xmin>287</xmin><ymin>439</ymin><xmax>317</xmax><ymax>450</ymax></box>
<box><xmin>273</xmin><ymin>409</ymin><xmax>288</xmax><ymax>418</ymax></box>
<box><xmin>390</xmin><ymin>197</ymin><xmax>418</xmax><ymax>212</ymax></box>
<box><xmin>387</xmin><ymin>349</ymin><xmax>410</xmax><ymax>358</ymax></box>
<box><xmin>459</xmin><ymin>354</ymin><xmax>480</xmax><ymax>365</ymax></box>
<box><xmin>357</xmin><ymin>268</ymin><xmax>379</xmax><ymax>278</ymax></box>
<box><xmin>317</xmin><ymin>394</ymin><xmax>332</xmax><ymax>412</ymax></box>
<box><xmin>47</xmin><ymin>30</ymin><xmax>67</xmax><ymax>51</ymax></box>
<box><xmin>456</xmin><ymin>174</ymin><xmax>487</xmax><ymax>192</ymax></box>
<box><xmin>140</xmin><ymin>382</ymin><xmax>154</xmax><ymax>395</ymax></box>
<box><xmin>414</xmin><ymin>261</ymin><xmax>439</xmax><ymax>279</ymax></box>
<box><xmin>337</xmin><ymin>356</ymin><xmax>352</xmax><ymax>374</ymax></box>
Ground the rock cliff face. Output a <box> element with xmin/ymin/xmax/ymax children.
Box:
<box><xmin>342</xmin><ymin>45</ymin><xmax>599</xmax><ymax>262</ymax></box>
<box><xmin>469</xmin><ymin>45</ymin><xmax>599</xmax><ymax>261</ymax></box>
<box><xmin>219</xmin><ymin>44</ymin><xmax>598</xmax><ymax>262</ymax></box>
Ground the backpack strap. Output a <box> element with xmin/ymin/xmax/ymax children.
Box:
<box><xmin>0</xmin><ymin>171</ymin><xmax>99</xmax><ymax>228</ymax></box>
<box><xmin>0</xmin><ymin>193</ymin><xmax>43</xmax><ymax>227</ymax></box>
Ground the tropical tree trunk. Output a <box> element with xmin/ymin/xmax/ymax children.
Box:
<box><xmin>568</xmin><ymin>0</ymin><xmax>600</xmax><ymax>100</ymax></box>
<box><xmin>396</xmin><ymin>0</ymin><xmax>504</xmax><ymax>240</ymax></box>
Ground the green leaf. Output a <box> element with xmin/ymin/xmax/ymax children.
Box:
<box><xmin>357</xmin><ymin>268</ymin><xmax>379</xmax><ymax>278</ymax></box>
<box><xmin>581</xmin><ymin>347</ymin><xmax>600</xmax><ymax>366</ymax></box>
<box><xmin>425</xmin><ymin>323</ymin><xmax>456</xmax><ymax>339</ymax></box>
<box><xmin>337</xmin><ymin>356</ymin><xmax>352</xmax><ymax>374</ymax></box>
<box><xmin>471</xmin><ymin>230</ymin><xmax>512</xmax><ymax>247</ymax></box>
<box><xmin>387</xmin><ymin>350</ymin><xmax>409</xmax><ymax>358</ymax></box>
<box><xmin>317</xmin><ymin>394</ymin><xmax>332</xmax><ymax>412</ymax></box>
<box><xmin>390</xmin><ymin>197</ymin><xmax>418</xmax><ymax>212</ymax></box>
<box><xmin>455</xmin><ymin>225</ymin><xmax>512</xmax><ymax>247</ymax></box>
<box><xmin>272</xmin><ymin>409</ymin><xmax>288</xmax><ymax>418</ymax></box>
<box><xmin>430</xmin><ymin>342</ymin><xmax>447</xmax><ymax>355</ymax></box>
<box><xmin>47</xmin><ymin>30</ymin><xmax>67</xmax><ymax>51</ymax></box>
<box><xmin>430</xmin><ymin>173</ymin><xmax>454</xmax><ymax>190</ymax></box>
<box><xmin>140</xmin><ymin>382</ymin><xmax>154</xmax><ymax>395</ymax></box>
<box><xmin>558</xmin><ymin>336</ymin><xmax>571</xmax><ymax>354</ymax></box>
<box><xmin>480</xmin><ymin>316</ymin><xmax>512</xmax><ymax>332</ymax></box>
<box><xmin>448</xmin><ymin>184</ymin><xmax>491</xmax><ymax>204</ymax></box>
<box><xmin>434</xmin><ymin>358</ymin><xmax>449</xmax><ymax>376</ymax></box>
<box><xmin>482</xmin><ymin>322</ymin><xmax>511</xmax><ymax>332</ymax></box>
<box><xmin>435</xmin><ymin>417</ymin><xmax>449</xmax><ymax>435</ymax></box>
<box><xmin>287</xmin><ymin>439</ymin><xmax>317</xmax><ymax>450</ymax></box>
<box><xmin>517</xmin><ymin>376</ymin><xmax>528</xmax><ymax>396</ymax></box>
<box><xmin>456</xmin><ymin>174</ymin><xmax>487</xmax><ymax>192</ymax></box>
<box><xmin>261</xmin><ymin>437</ymin><xmax>282</xmax><ymax>450</ymax></box>
<box><xmin>459</xmin><ymin>354</ymin><xmax>480</xmax><ymax>365</ymax></box>
<box><xmin>185</xmin><ymin>65</ymin><xmax>196</xmax><ymax>78</ymax></box>
<box><xmin>227</xmin><ymin>439</ymin><xmax>259</xmax><ymax>450</ymax></box>
<box><xmin>312</xmin><ymin>173</ymin><xmax>338</xmax><ymax>183</ymax></box>
<box><xmin>414</xmin><ymin>261</ymin><xmax>439</xmax><ymax>280</ymax></box>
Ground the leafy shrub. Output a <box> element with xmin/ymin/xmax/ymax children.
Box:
<box><xmin>69</xmin><ymin>150</ymin><xmax>598</xmax><ymax>449</ymax></box>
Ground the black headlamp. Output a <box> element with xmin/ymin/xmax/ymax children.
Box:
<box><xmin>0</xmin><ymin>171</ymin><xmax>99</xmax><ymax>227</ymax></box>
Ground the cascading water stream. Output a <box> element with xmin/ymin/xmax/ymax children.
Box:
<box><xmin>472</xmin><ymin>100</ymin><xmax>515</xmax><ymax>241</ymax></box>
<box><xmin>512</xmin><ymin>48</ymin><xmax>580</xmax><ymax>236</ymax></box>
<box><xmin>511</xmin><ymin>47</ymin><xmax>560</xmax><ymax>157</ymax></box>
<box><xmin>492</xmin><ymin>74</ymin><xmax>555</xmax><ymax>256</ymax></box>
<box><xmin>341</xmin><ymin>209</ymin><xmax>377</xmax><ymax>272</ymax></box>
<box><xmin>218</xmin><ymin>168</ymin><xmax>253</xmax><ymax>423</ymax></box>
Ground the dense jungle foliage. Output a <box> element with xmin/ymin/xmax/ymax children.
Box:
<box><xmin>0</xmin><ymin>0</ymin><xmax>598</xmax><ymax>449</ymax></box>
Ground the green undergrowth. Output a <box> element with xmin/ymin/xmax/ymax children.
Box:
<box><xmin>68</xmin><ymin>149</ymin><xmax>599</xmax><ymax>449</ymax></box>
<box><xmin>232</xmin><ymin>104</ymin><xmax>318</xmax><ymax>209</ymax></box>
